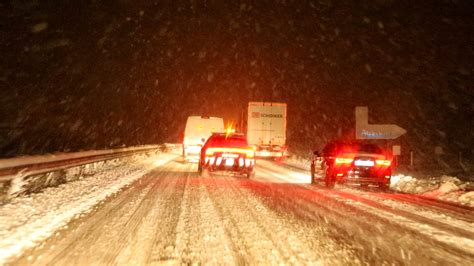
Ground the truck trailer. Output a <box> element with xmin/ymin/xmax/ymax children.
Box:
<box><xmin>247</xmin><ymin>102</ymin><xmax>287</xmax><ymax>158</ymax></box>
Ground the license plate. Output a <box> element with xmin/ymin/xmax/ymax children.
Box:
<box><xmin>354</xmin><ymin>160</ymin><xmax>374</xmax><ymax>166</ymax></box>
<box><xmin>225</xmin><ymin>159</ymin><xmax>234</xmax><ymax>166</ymax></box>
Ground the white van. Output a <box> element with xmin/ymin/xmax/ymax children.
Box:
<box><xmin>183</xmin><ymin>116</ymin><xmax>225</xmax><ymax>162</ymax></box>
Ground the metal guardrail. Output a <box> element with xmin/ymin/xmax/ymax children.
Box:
<box><xmin>0</xmin><ymin>145</ymin><xmax>165</xmax><ymax>200</ymax></box>
<box><xmin>0</xmin><ymin>145</ymin><xmax>162</xmax><ymax>181</ymax></box>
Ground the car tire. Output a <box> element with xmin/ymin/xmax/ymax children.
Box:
<box><xmin>379</xmin><ymin>183</ymin><xmax>390</xmax><ymax>192</ymax></box>
<box><xmin>324</xmin><ymin>175</ymin><xmax>335</xmax><ymax>188</ymax></box>
<box><xmin>198</xmin><ymin>164</ymin><xmax>203</xmax><ymax>176</ymax></box>
<box><xmin>324</xmin><ymin>169</ymin><xmax>335</xmax><ymax>188</ymax></box>
<box><xmin>325</xmin><ymin>178</ymin><xmax>335</xmax><ymax>188</ymax></box>
<box><xmin>246</xmin><ymin>168</ymin><xmax>255</xmax><ymax>178</ymax></box>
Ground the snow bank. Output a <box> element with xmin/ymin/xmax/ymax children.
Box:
<box><xmin>391</xmin><ymin>175</ymin><xmax>474</xmax><ymax>206</ymax></box>
<box><xmin>0</xmin><ymin>151</ymin><xmax>178</xmax><ymax>264</ymax></box>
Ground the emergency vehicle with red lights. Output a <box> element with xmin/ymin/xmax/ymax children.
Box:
<box><xmin>198</xmin><ymin>128</ymin><xmax>256</xmax><ymax>178</ymax></box>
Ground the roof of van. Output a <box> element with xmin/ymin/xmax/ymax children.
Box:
<box><xmin>187</xmin><ymin>116</ymin><xmax>223</xmax><ymax>120</ymax></box>
<box><xmin>248</xmin><ymin>102</ymin><xmax>287</xmax><ymax>106</ymax></box>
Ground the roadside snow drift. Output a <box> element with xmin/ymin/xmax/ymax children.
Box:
<box><xmin>391</xmin><ymin>175</ymin><xmax>474</xmax><ymax>206</ymax></box>
<box><xmin>0</xmin><ymin>151</ymin><xmax>177</xmax><ymax>264</ymax></box>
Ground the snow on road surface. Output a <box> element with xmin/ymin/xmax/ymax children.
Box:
<box><xmin>1</xmin><ymin>157</ymin><xmax>473</xmax><ymax>264</ymax></box>
<box><xmin>0</xmin><ymin>151</ymin><xmax>178</xmax><ymax>264</ymax></box>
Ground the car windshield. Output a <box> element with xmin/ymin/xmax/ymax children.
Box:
<box><xmin>357</xmin><ymin>144</ymin><xmax>383</xmax><ymax>154</ymax></box>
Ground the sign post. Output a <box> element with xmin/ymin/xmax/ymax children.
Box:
<box><xmin>392</xmin><ymin>145</ymin><xmax>401</xmax><ymax>167</ymax></box>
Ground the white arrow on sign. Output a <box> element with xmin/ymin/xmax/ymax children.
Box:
<box><xmin>355</xmin><ymin>106</ymin><xmax>407</xmax><ymax>139</ymax></box>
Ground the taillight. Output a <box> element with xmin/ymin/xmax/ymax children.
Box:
<box><xmin>376</xmin><ymin>160</ymin><xmax>391</xmax><ymax>166</ymax></box>
<box><xmin>335</xmin><ymin>157</ymin><xmax>354</xmax><ymax>164</ymax></box>
<box><xmin>245</xmin><ymin>150</ymin><xmax>255</xmax><ymax>158</ymax></box>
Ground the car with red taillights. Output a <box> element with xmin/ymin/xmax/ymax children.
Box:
<box><xmin>198</xmin><ymin>132</ymin><xmax>256</xmax><ymax>178</ymax></box>
<box><xmin>311</xmin><ymin>141</ymin><xmax>392</xmax><ymax>190</ymax></box>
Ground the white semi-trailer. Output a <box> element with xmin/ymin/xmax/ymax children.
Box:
<box><xmin>247</xmin><ymin>102</ymin><xmax>287</xmax><ymax>158</ymax></box>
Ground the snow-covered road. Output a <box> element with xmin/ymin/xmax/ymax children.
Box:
<box><xmin>3</xmin><ymin>157</ymin><xmax>474</xmax><ymax>265</ymax></box>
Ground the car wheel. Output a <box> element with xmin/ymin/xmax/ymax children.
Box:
<box><xmin>324</xmin><ymin>169</ymin><xmax>335</xmax><ymax>188</ymax></box>
<box><xmin>325</xmin><ymin>178</ymin><xmax>335</xmax><ymax>188</ymax></box>
<box><xmin>379</xmin><ymin>183</ymin><xmax>390</xmax><ymax>192</ymax></box>
<box><xmin>324</xmin><ymin>174</ymin><xmax>335</xmax><ymax>188</ymax></box>
<box><xmin>198</xmin><ymin>164</ymin><xmax>203</xmax><ymax>176</ymax></box>
<box><xmin>246</xmin><ymin>168</ymin><xmax>255</xmax><ymax>178</ymax></box>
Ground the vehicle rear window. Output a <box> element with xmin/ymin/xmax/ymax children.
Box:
<box><xmin>357</xmin><ymin>144</ymin><xmax>383</xmax><ymax>154</ymax></box>
<box><xmin>205</xmin><ymin>135</ymin><xmax>248</xmax><ymax>148</ymax></box>
<box><xmin>325</xmin><ymin>142</ymin><xmax>383</xmax><ymax>155</ymax></box>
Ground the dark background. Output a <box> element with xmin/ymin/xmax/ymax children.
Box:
<box><xmin>0</xmin><ymin>0</ymin><xmax>473</xmax><ymax>169</ymax></box>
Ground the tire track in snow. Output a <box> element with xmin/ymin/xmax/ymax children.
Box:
<box><xmin>204</xmin><ymin>172</ymin><xmax>361</xmax><ymax>265</ymax></box>
<box><xmin>144</xmin><ymin>162</ymin><xmax>192</xmax><ymax>264</ymax></box>
<box><xmin>302</xmin><ymin>185</ymin><xmax>474</xmax><ymax>263</ymax></box>
<box><xmin>12</xmin><ymin>161</ymin><xmax>178</xmax><ymax>264</ymax></box>
<box><xmin>308</xmin><ymin>186</ymin><xmax>474</xmax><ymax>240</ymax></box>
<box><xmin>261</xmin><ymin>159</ymin><xmax>474</xmax><ymax>259</ymax></box>
<box><xmin>203</xmin><ymin>174</ymin><xmax>287</xmax><ymax>264</ymax></box>
<box><xmin>171</xmin><ymin>170</ymin><xmax>237</xmax><ymax>264</ymax></box>
<box><xmin>250</xmin><ymin>167</ymin><xmax>473</xmax><ymax>264</ymax></box>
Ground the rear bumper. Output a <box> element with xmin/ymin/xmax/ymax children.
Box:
<box><xmin>207</xmin><ymin>165</ymin><xmax>254</xmax><ymax>173</ymax></box>
<box><xmin>183</xmin><ymin>145</ymin><xmax>202</xmax><ymax>161</ymax></box>
<box><xmin>342</xmin><ymin>176</ymin><xmax>391</xmax><ymax>185</ymax></box>
<box><xmin>255</xmin><ymin>146</ymin><xmax>287</xmax><ymax>158</ymax></box>
<box><xmin>256</xmin><ymin>151</ymin><xmax>285</xmax><ymax>157</ymax></box>
<box><xmin>333</xmin><ymin>166</ymin><xmax>391</xmax><ymax>185</ymax></box>
<box><xmin>201</xmin><ymin>157</ymin><xmax>255</xmax><ymax>173</ymax></box>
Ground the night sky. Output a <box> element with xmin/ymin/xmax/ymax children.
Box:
<box><xmin>0</xmin><ymin>0</ymin><xmax>473</xmax><ymax>166</ymax></box>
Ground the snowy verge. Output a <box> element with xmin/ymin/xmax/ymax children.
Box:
<box><xmin>0</xmin><ymin>145</ymin><xmax>161</xmax><ymax>169</ymax></box>
<box><xmin>281</xmin><ymin>155</ymin><xmax>474</xmax><ymax>206</ymax></box>
<box><xmin>0</xmin><ymin>151</ymin><xmax>178</xmax><ymax>264</ymax></box>
<box><xmin>390</xmin><ymin>175</ymin><xmax>474</xmax><ymax>206</ymax></box>
<box><xmin>0</xmin><ymin>145</ymin><xmax>168</xmax><ymax>201</ymax></box>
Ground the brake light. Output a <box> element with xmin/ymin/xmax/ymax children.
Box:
<box><xmin>335</xmin><ymin>157</ymin><xmax>353</xmax><ymax>164</ymax></box>
<box><xmin>245</xmin><ymin>150</ymin><xmax>255</xmax><ymax>158</ymax></box>
<box><xmin>376</xmin><ymin>160</ymin><xmax>391</xmax><ymax>166</ymax></box>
